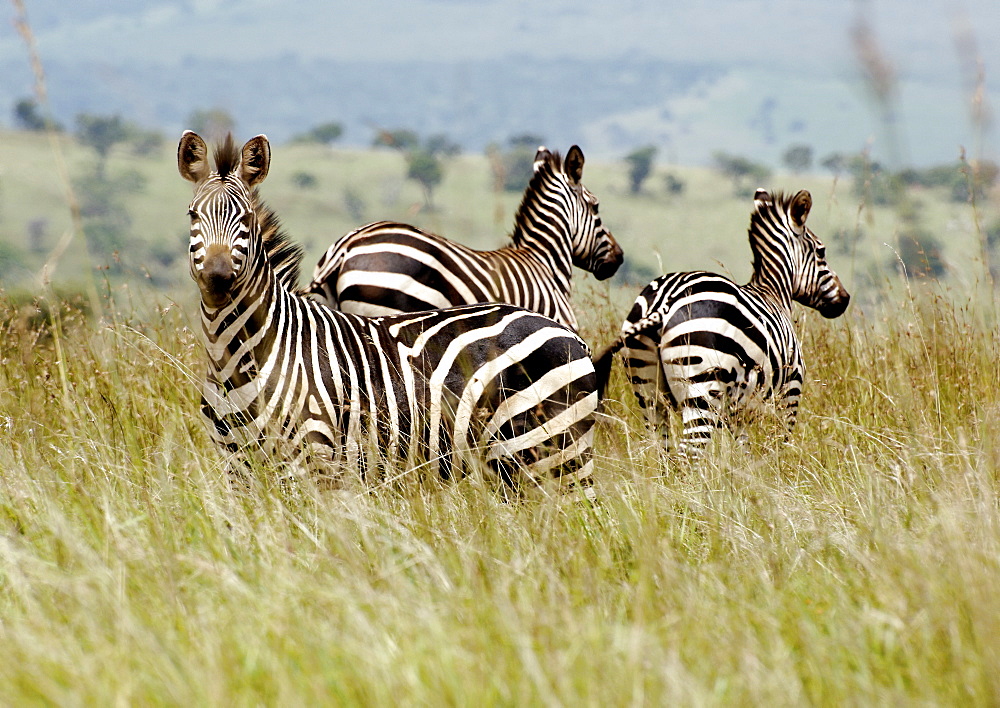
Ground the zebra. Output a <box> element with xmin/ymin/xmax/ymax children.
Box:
<box><xmin>305</xmin><ymin>145</ymin><xmax>623</xmax><ymax>332</ymax></box>
<box><xmin>594</xmin><ymin>188</ymin><xmax>850</xmax><ymax>456</ymax></box>
<box><xmin>178</xmin><ymin>131</ymin><xmax>599</xmax><ymax>498</ymax></box>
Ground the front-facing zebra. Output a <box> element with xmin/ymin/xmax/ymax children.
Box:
<box><xmin>594</xmin><ymin>189</ymin><xmax>850</xmax><ymax>456</ymax></box>
<box><xmin>179</xmin><ymin>131</ymin><xmax>599</xmax><ymax>497</ymax></box>
<box><xmin>305</xmin><ymin>145</ymin><xmax>623</xmax><ymax>331</ymax></box>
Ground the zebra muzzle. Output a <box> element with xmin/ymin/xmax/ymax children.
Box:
<box><xmin>818</xmin><ymin>286</ymin><xmax>850</xmax><ymax>319</ymax></box>
<box><xmin>199</xmin><ymin>247</ymin><xmax>236</xmax><ymax>307</ymax></box>
<box><xmin>592</xmin><ymin>237</ymin><xmax>624</xmax><ymax>281</ymax></box>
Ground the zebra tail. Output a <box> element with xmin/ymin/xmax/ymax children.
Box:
<box><xmin>592</xmin><ymin>341</ymin><xmax>624</xmax><ymax>400</ymax></box>
<box><xmin>594</xmin><ymin>311</ymin><xmax>664</xmax><ymax>399</ymax></box>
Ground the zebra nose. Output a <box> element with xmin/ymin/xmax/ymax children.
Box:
<box><xmin>199</xmin><ymin>249</ymin><xmax>236</xmax><ymax>305</ymax></box>
<box><xmin>593</xmin><ymin>234</ymin><xmax>624</xmax><ymax>281</ymax></box>
<box><xmin>820</xmin><ymin>287</ymin><xmax>850</xmax><ymax>319</ymax></box>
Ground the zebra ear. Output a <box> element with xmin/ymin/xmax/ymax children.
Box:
<box><xmin>753</xmin><ymin>188</ymin><xmax>771</xmax><ymax>204</ymax></box>
<box><xmin>565</xmin><ymin>145</ymin><xmax>585</xmax><ymax>185</ymax></box>
<box><xmin>533</xmin><ymin>146</ymin><xmax>552</xmax><ymax>173</ymax></box>
<box><xmin>790</xmin><ymin>189</ymin><xmax>812</xmax><ymax>228</ymax></box>
<box><xmin>240</xmin><ymin>135</ymin><xmax>271</xmax><ymax>186</ymax></box>
<box><xmin>178</xmin><ymin>130</ymin><xmax>209</xmax><ymax>183</ymax></box>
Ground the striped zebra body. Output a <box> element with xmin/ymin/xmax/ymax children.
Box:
<box><xmin>180</xmin><ymin>131</ymin><xmax>598</xmax><ymax>496</ymax></box>
<box><xmin>306</xmin><ymin>146</ymin><xmax>623</xmax><ymax>331</ymax></box>
<box><xmin>595</xmin><ymin>189</ymin><xmax>850</xmax><ymax>455</ymax></box>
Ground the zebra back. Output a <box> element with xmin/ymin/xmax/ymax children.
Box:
<box><xmin>178</xmin><ymin>131</ymin><xmax>599</xmax><ymax>496</ymax></box>
<box><xmin>305</xmin><ymin>145</ymin><xmax>622</xmax><ymax>331</ymax></box>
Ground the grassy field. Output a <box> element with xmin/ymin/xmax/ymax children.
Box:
<box><xmin>1</xmin><ymin>128</ymin><xmax>1000</xmax><ymax>703</ymax></box>
<box><xmin>1</xmin><ymin>284</ymin><xmax>999</xmax><ymax>703</ymax></box>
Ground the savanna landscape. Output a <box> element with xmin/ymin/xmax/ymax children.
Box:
<box><xmin>1</xmin><ymin>114</ymin><xmax>999</xmax><ymax>704</ymax></box>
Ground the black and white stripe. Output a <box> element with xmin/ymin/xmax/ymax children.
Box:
<box><xmin>179</xmin><ymin>131</ymin><xmax>599</xmax><ymax>496</ymax></box>
<box><xmin>594</xmin><ymin>189</ymin><xmax>850</xmax><ymax>455</ymax></box>
<box><xmin>305</xmin><ymin>145</ymin><xmax>623</xmax><ymax>331</ymax></box>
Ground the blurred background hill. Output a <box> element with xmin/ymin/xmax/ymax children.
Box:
<box><xmin>1</xmin><ymin>0</ymin><xmax>997</xmax><ymax>166</ymax></box>
<box><xmin>0</xmin><ymin>0</ymin><xmax>998</xmax><ymax>297</ymax></box>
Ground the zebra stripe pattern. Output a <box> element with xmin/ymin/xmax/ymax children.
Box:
<box><xmin>305</xmin><ymin>145</ymin><xmax>623</xmax><ymax>331</ymax></box>
<box><xmin>179</xmin><ymin>131</ymin><xmax>599</xmax><ymax>497</ymax></box>
<box><xmin>594</xmin><ymin>189</ymin><xmax>850</xmax><ymax>455</ymax></box>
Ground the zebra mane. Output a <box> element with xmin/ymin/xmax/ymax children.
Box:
<box><xmin>213</xmin><ymin>134</ymin><xmax>240</xmax><ymax>179</ymax></box>
<box><xmin>509</xmin><ymin>149</ymin><xmax>563</xmax><ymax>245</ymax></box>
<box><xmin>254</xmin><ymin>191</ymin><xmax>304</xmax><ymax>291</ymax></box>
<box><xmin>751</xmin><ymin>190</ymin><xmax>792</xmax><ymax>222</ymax></box>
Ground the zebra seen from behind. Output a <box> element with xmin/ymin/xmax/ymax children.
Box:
<box><xmin>594</xmin><ymin>189</ymin><xmax>850</xmax><ymax>456</ymax></box>
<box><xmin>305</xmin><ymin>145</ymin><xmax>623</xmax><ymax>332</ymax></box>
<box><xmin>179</xmin><ymin>130</ymin><xmax>600</xmax><ymax>498</ymax></box>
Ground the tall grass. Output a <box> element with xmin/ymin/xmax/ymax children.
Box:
<box><xmin>1</xmin><ymin>281</ymin><xmax>998</xmax><ymax>704</ymax></box>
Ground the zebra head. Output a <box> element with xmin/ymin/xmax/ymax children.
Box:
<box><xmin>178</xmin><ymin>131</ymin><xmax>271</xmax><ymax>309</ymax></box>
<box><xmin>751</xmin><ymin>189</ymin><xmax>851</xmax><ymax>319</ymax></box>
<box><xmin>533</xmin><ymin>145</ymin><xmax>623</xmax><ymax>281</ymax></box>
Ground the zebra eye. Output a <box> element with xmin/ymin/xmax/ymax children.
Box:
<box><xmin>188</xmin><ymin>209</ymin><xmax>198</xmax><ymax>220</ymax></box>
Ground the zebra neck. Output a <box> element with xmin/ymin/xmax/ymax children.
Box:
<box><xmin>509</xmin><ymin>194</ymin><xmax>574</xmax><ymax>284</ymax></box>
<box><xmin>746</xmin><ymin>269</ymin><xmax>794</xmax><ymax>315</ymax></box>
<box><xmin>200</xmin><ymin>266</ymin><xmax>280</xmax><ymax>389</ymax></box>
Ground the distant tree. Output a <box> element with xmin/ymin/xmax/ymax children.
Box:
<box><xmin>819</xmin><ymin>152</ymin><xmax>848</xmax><ymax>176</ymax></box>
<box><xmin>425</xmin><ymin>133</ymin><xmax>461</xmax><ymax>157</ymax></box>
<box><xmin>892</xmin><ymin>160</ymin><xmax>998</xmax><ymax>203</ymax></box>
<box><xmin>291</xmin><ymin>171</ymin><xmax>318</xmax><ymax>189</ymax></box>
<box><xmin>664</xmin><ymin>173</ymin><xmax>686</xmax><ymax>196</ymax></box>
<box><xmin>75</xmin><ymin>170</ymin><xmax>145</xmax><ymax>267</ymax></box>
<box><xmin>895</xmin><ymin>167</ymin><xmax>923</xmax><ymax>186</ymax></box>
<box><xmin>343</xmin><ymin>187</ymin><xmax>366</xmax><ymax>222</ymax></box>
<box><xmin>369</xmin><ymin>129</ymin><xmax>458</xmax><ymax>209</ymax></box>
<box><xmin>406</xmin><ymin>148</ymin><xmax>444</xmax><ymax>209</ymax></box>
<box><xmin>13</xmin><ymin>98</ymin><xmax>58</xmax><ymax>131</ymax></box>
<box><xmin>957</xmin><ymin>159</ymin><xmax>1000</xmax><ymax>203</ymax></box>
<box><xmin>712</xmin><ymin>151</ymin><xmax>772</xmax><ymax>195</ymax></box>
<box><xmin>844</xmin><ymin>154</ymin><xmax>883</xmax><ymax>179</ymax></box>
<box><xmin>14</xmin><ymin>98</ymin><xmax>45</xmax><ymax>130</ymax></box>
<box><xmin>130</xmin><ymin>128</ymin><xmax>164</xmax><ymax>157</ymax></box>
<box><xmin>625</xmin><ymin>145</ymin><xmax>658</xmax><ymax>194</ymax></box>
<box><xmin>491</xmin><ymin>134</ymin><xmax>547</xmax><ymax>192</ymax></box>
<box><xmin>76</xmin><ymin>114</ymin><xmax>129</xmax><ymax>179</ymax></box>
<box><xmin>508</xmin><ymin>133</ymin><xmax>546</xmax><ymax>149</ymax></box>
<box><xmin>782</xmin><ymin>144</ymin><xmax>813</xmax><ymax>173</ymax></box>
<box><xmin>187</xmin><ymin>108</ymin><xmax>236</xmax><ymax>142</ymax></box>
<box><xmin>373</xmin><ymin>128</ymin><xmax>419</xmax><ymax>151</ymax></box>
<box><xmin>292</xmin><ymin>121</ymin><xmax>344</xmax><ymax>145</ymax></box>
<box><xmin>843</xmin><ymin>154</ymin><xmax>900</xmax><ymax>206</ymax></box>
<box><xmin>501</xmin><ymin>147</ymin><xmax>536</xmax><ymax>192</ymax></box>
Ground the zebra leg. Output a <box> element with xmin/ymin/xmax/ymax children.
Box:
<box><xmin>782</xmin><ymin>396</ymin><xmax>800</xmax><ymax>441</ymax></box>
<box><xmin>664</xmin><ymin>361</ymin><xmax>731</xmax><ymax>458</ymax></box>
<box><xmin>676</xmin><ymin>396</ymin><xmax>724</xmax><ymax>457</ymax></box>
<box><xmin>623</xmin><ymin>333</ymin><xmax>674</xmax><ymax>448</ymax></box>
<box><xmin>775</xmin><ymin>372</ymin><xmax>803</xmax><ymax>442</ymax></box>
